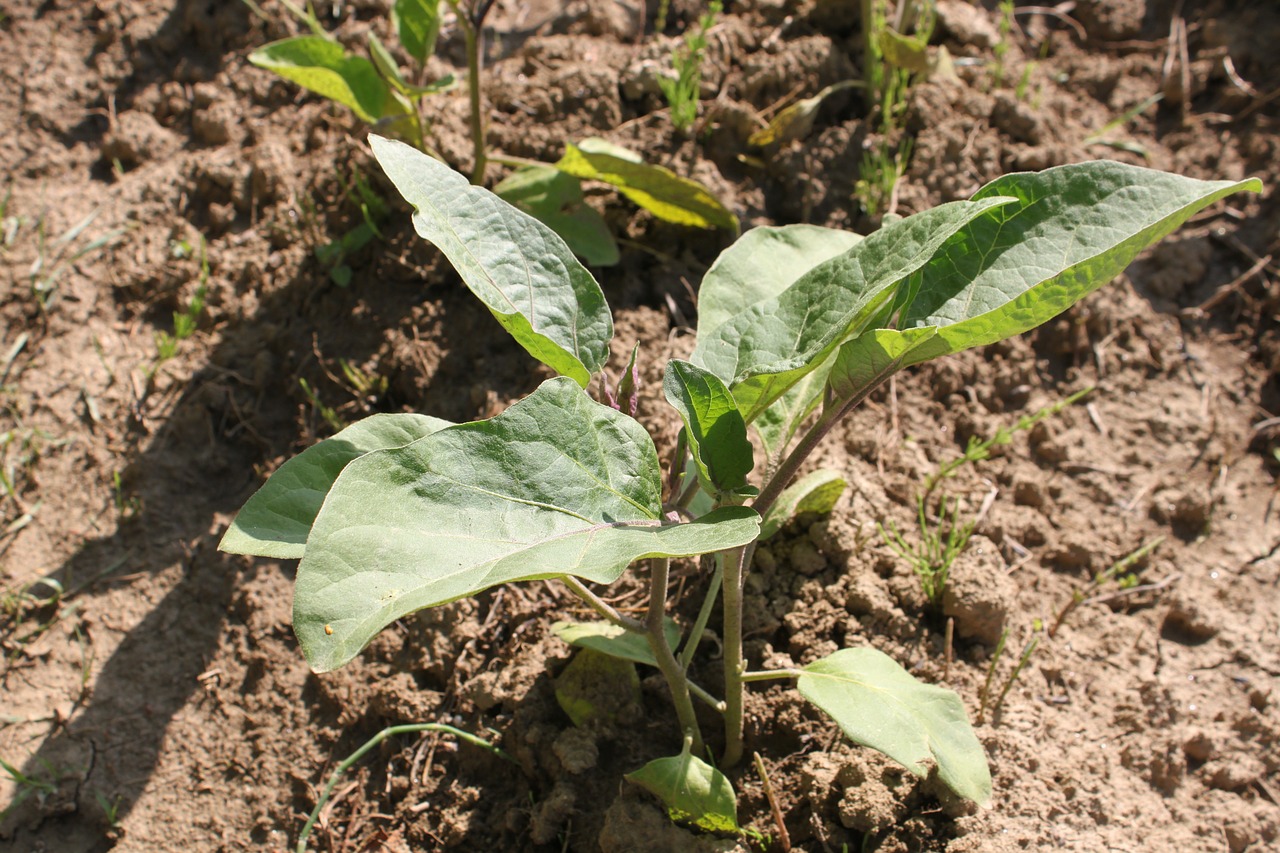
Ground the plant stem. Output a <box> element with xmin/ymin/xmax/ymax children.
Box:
<box><xmin>458</xmin><ymin>10</ymin><xmax>487</xmax><ymax>184</ymax></box>
<box><xmin>645</xmin><ymin>558</ymin><xmax>705</xmax><ymax>754</ymax></box>
<box><xmin>677</xmin><ymin>554</ymin><xmax>721</xmax><ymax>670</ymax></box>
<box><xmin>560</xmin><ymin>577</ymin><xmax>645</xmax><ymax>633</ymax></box>
<box><xmin>741</xmin><ymin>668</ymin><xmax>801</xmax><ymax>682</ymax></box>
<box><xmin>720</xmin><ymin>544</ymin><xmax>749</xmax><ymax>767</ymax></box>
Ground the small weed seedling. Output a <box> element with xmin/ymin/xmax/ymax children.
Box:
<box><xmin>1048</xmin><ymin>537</ymin><xmax>1163</xmax><ymax>637</ymax></box>
<box><xmin>659</xmin><ymin>1</ymin><xmax>721</xmax><ymax>133</ymax></box>
<box><xmin>880</xmin><ymin>495</ymin><xmax>974</xmax><ymax>605</ymax></box>
<box><xmin>154</xmin><ymin>238</ymin><xmax>208</xmax><ymax>363</ymax></box>
<box><xmin>220</xmin><ymin>139</ymin><xmax>1258</xmax><ymax>838</ymax></box>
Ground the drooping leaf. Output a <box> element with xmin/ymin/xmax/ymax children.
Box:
<box><xmin>494</xmin><ymin>166</ymin><xmax>619</xmax><ymax>267</ymax></box>
<box><xmin>551</xmin><ymin>619</ymin><xmax>681</xmax><ymax>666</ymax></box>
<box><xmin>250</xmin><ymin>36</ymin><xmax>407</xmax><ymax>124</ymax></box>
<box><xmin>295</xmin><ymin>378</ymin><xmax>760</xmax><ymax>672</ymax></box>
<box><xmin>556</xmin><ymin>139</ymin><xmax>738</xmax><ymax>232</ymax></box>
<box><xmin>371</xmin><ymin>135</ymin><xmax>612</xmax><ymax>386</ymax></box>
<box><xmin>392</xmin><ymin>0</ymin><xmax>442</xmax><ymax>66</ymax></box>
<box><xmin>626</xmin><ymin>741</ymin><xmax>739</xmax><ymax>833</ymax></box>
<box><xmin>219</xmin><ymin>413</ymin><xmax>451</xmax><ymax>559</ymax></box>
<box><xmin>897</xmin><ymin>162</ymin><xmax>1262</xmax><ymax>367</ymax></box>
<box><xmin>879</xmin><ymin>27</ymin><xmax>930</xmax><ymax>74</ymax></box>
<box><xmin>697</xmin><ymin>224</ymin><xmax>862</xmax><ymax>342</ymax></box>
<box><xmin>663</xmin><ymin>360</ymin><xmax>754</xmax><ymax>499</ymax></box>
<box><xmin>798</xmin><ymin>648</ymin><xmax>991</xmax><ymax>804</ymax></box>
<box><xmin>556</xmin><ymin>648</ymin><xmax>641</xmax><ymax>726</ymax></box>
<box><xmin>759</xmin><ymin>469</ymin><xmax>847</xmax><ymax>540</ymax></box>
<box><xmin>748</xmin><ymin>80</ymin><xmax>862</xmax><ymax>147</ymax></box>
<box><xmin>691</xmin><ymin>196</ymin><xmax>1015</xmax><ymax>423</ymax></box>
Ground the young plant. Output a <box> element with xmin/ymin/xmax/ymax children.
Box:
<box><xmin>658</xmin><ymin>1</ymin><xmax>721</xmax><ymax>133</ymax></box>
<box><xmin>219</xmin><ymin>137</ymin><xmax>1258</xmax><ymax>835</ymax></box>
<box><xmin>880</xmin><ymin>495</ymin><xmax>974</xmax><ymax>605</ymax></box>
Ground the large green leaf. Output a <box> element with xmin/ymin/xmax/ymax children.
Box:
<box><xmin>798</xmin><ymin>648</ymin><xmax>991</xmax><ymax>804</ymax></box>
<box><xmin>626</xmin><ymin>742</ymin><xmax>739</xmax><ymax>833</ymax></box>
<box><xmin>663</xmin><ymin>360</ymin><xmax>754</xmax><ymax>499</ymax></box>
<box><xmin>392</xmin><ymin>0</ymin><xmax>442</xmax><ymax>66</ymax></box>
<box><xmin>556</xmin><ymin>139</ymin><xmax>738</xmax><ymax>231</ymax></box>
<box><xmin>219</xmin><ymin>413</ymin><xmax>451</xmax><ymax>559</ymax></box>
<box><xmin>494</xmin><ymin>165</ymin><xmax>619</xmax><ymax>267</ymax></box>
<box><xmin>691</xmin><ymin>196</ymin><xmax>1015</xmax><ymax>422</ymax></box>
<box><xmin>897</xmin><ymin>162</ymin><xmax>1262</xmax><ymax>366</ymax></box>
<box><xmin>696</xmin><ymin>224</ymin><xmax>862</xmax><ymax>341</ymax></box>
<box><xmin>250</xmin><ymin>36</ymin><xmax>407</xmax><ymax>124</ymax></box>
<box><xmin>371</xmin><ymin>136</ymin><xmax>612</xmax><ymax>386</ymax></box>
<box><xmin>551</xmin><ymin>619</ymin><xmax>681</xmax><ymax>666</ymax></box>
<box><xmin>752</xmin><ymin>357</ymin><xmax>832</xmax><ymax>461</ymax></box>
<box><xmin>295</xmin><ymin>378</ymin><xmax>760</xmax><ymax>671</ymax></box>
<box><xmin>827</xmin><ymin>326</ymin><xmax>939</xmax><ymax>403</ymax></box>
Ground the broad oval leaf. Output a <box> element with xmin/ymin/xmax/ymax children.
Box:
<box><xmin>697</xmin><ymin>224</ymin><xmax>862</xmax><ymax>342</ymax></box>
<box><xmin>250</xmin><ymin>36</ymin><xmax>405</xmax><ymax>124</ymax></box>
<box><xmin>295</xmin><ymin>378</ymin><xmax>760</xmax><ymax>672</ymax></box>
<box><xmin>556</xmin><ymin>138</ymin><xmax>738</xmax><ymax>232</ymax></box>
<box><xmin>759</xmin><ymin>468</ymin><xmax>847</xmax><ymax>540</ymax></box>
<box><xmin>626</xmin><ymin>743</ymin><xmax>739</xmax><ymax>833</ymax></box>
<box><xmin>691</xmin><ymin>196</ymin><xmax>1016</xmax><ymax>422</ymax></box>
<box><xmin>371</xmin><ymin>135</ymin><xmax>612</xmax><ymax>386</ymax></box>
<box><xmin>898</xmin><ymin>162</ymin><xmax>1262</xmax><ymax>367</ymax></box>
<box><xmin>551</xmin><ymin>619</ymin><xmax>681</xmax><ymax>667</ymax></box>
<box><xmin>392</xmin><ymin>0</ymin><xmax>442</xmax><ymax>66</ymax></box>
<box><xmin>494</xmin><ymin>165</ymin><xmax>619</xmax><ymax>267</ymax></box>
<box><xmin>798</xmin><ymin>647</ymin><xmax>991</xmax><ymax>804</ymax></box>
<box><xmin>219</xmin><ymin>413</ymin><xmax>451</xmax><ymax>559</ymax></box>
<box><xmin>663</xmin><ymin>360</ymin><xmax>754</xmax><ymax>498</ymax></box>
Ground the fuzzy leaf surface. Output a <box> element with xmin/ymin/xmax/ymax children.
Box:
<box><xmin>697</xmin><ymin>224</ymin><xmax>862</xmax><ymax>341</ymax></box>
<box><xmin>371</xmin><ymin>136</ymin><xmax>612</xmax><ymax>385</ymax></box>
<box><xmin>798</xmin><ymin>648</ymin><xmax>991</xmax><ymax>804</ymax></box>
<box><xmin>827</xmin><ymin>327</ymin><xmax>939</xmax><ymax>404</ymax></box>
<box><xmin>898</xmin><ymin>162</ymin><xmax>1262</xmax><ymax>366</ymax></box>
<box><xmin>249</xmin><ymin>36</ymin><xmax>404</xmax><ymax>124</ymax></box>
<box><xmin>551</xmin><ymin>619</ymin><xmax>681</xmax><ymax>667</ymax></box>
<box><xmin>295</xmin><ymin>378</ymin><xmax>760</xmax><ymax>672</ymax></box>
<box><xmin>663</xmin><ymin>360</ymin><xmax>754</xmax><ymax>498</ymax></box>
<box><xmin>219</xmin><ymin>413</ymin><xmax>451</xmax><ymax>559</ymax></box>
<box><xmin>626</xmin><ymin>746</ymin><xmax>739</xmax><ymax>833</ymax></box>
<box><xmin>557</xmin><ymin>139</ymin><xmax>738</xmax><ymax>231</ymax></box>
<box><xmin>691</xmin><ymin>197</ymin><xmax>1014</xmax><ymax>422</ymax></box>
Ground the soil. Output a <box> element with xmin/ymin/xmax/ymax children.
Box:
<box><xmin>1</xmin><ymin>0</ymin><xmax>1278</xmax><ymax>851</ymax></box>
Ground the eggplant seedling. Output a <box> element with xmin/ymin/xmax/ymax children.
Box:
<box><xmin>220</xmin><ymin>137</ymin><xmax>1259</xmax><ymax>836</ymax></box>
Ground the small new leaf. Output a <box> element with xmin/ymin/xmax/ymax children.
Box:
<box><xmin>759</xmin><ymin>469</ymin><xmax>847</xmax><ymax>540</ymax></box>
<box><xmin>551</xmin><ymin>619</ymin><xmax>681</xmax><ymax>667</ymax></box>
<box><xmin>798</xmin><ymin>648</ymin><xmax>992</xmax><ymax>804</ymax></box>
<box><xmin>663</xmin><ymin>360</ymin><xmax>754</xmax><ymax>499</ymax></box>
<box><xmin>626</xmin><ymin>740</ymin><xmax>739</xmax><ymax>833</ymax></box>
<box><xmin>392</xmin><ymin>0</ymin><xmax>442</xmax><ymax>66</ymax></box>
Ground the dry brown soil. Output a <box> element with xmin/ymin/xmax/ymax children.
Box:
<box><xmin>2</xmin><ymin>0</ymin><xmax>1279</xmax><ymax>851</ymax></box>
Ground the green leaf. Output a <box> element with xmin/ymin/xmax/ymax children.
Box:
<box><xmin>626</xmin><ymin>741</ymin><xmax>739</xmax><ymax>833</ymax></box>
<box><xmin>494</xmin><ymin>166</ymin><xmax>619</xmax><ymax>267</ymax></box>
<box><xmin>751</xmin><ymin>358</ymin><xmax>831</xmax><ymax>461</ymax></box>
<box><xmin>556</xmin><ymin>648</ymin><xmax>641</xmax><ymax>726</ymax></box>
<box><xmin>249</xmin><ymin>36</ymin><xmax>407</xmax><ymax>124</ymax></box>
<box><xmin>370</xmin><ymin>135</ymin><xmax>612</xmax><ymax>386</ymax></box>
<box><xmin>556</xmin><ymin>139</ymin><xmax>738</xmax><ymax>232</ymax></box>
<box><xmin>879</xmin><ymin>27</ymin><xmax>930</xmax><ymax>74</ymax></box>
<box><xmin>797</xmin><ymin>648</ymin><xmax>991</xmax><ymax>804</ymax></box>
<box><xmin>295</xmin><ymin>377</ymin><xmax>760</xmax><ymax>672</ymax></box>
<box><xmin>697</xmin><ymin>224</ymin><xmax>862</xmax><ymax>342</ymax></box>
<box><xmin>827</xmin><ymin>326</ymin><xmax>939</xmax><ymax>403</ymax></box>
<box><xmin>748</xmin><ymin>80</ymin><xmax>862</xmax><ymax>147</ymax></box>
<box><xmin>691</xmin><ymin>196</ymin><xmax>1015</xmax><ymax>423</ymax></box>
<box><xmin>392</xmin><ymin>0</ymin><xmax>442</xmax><ymax>66</ymax></box>
<box><xmin>898</xmin><ymin>162</ymin><xmax>1263</xmax><ymax>367</ymax></box>
<box><xmin>663</xmin><ymin>360</ymin><xmax>754</xmax><ymax>499</ymax></box>
<box><xmin>759</xmin><ymin>469</ymin><xmax>847</xmax><ymax>540</ymax></box>
<box><xmin>551</xmin><ymin>619</ymin><xmax>681</xmax><ymax>666</ymax></box>
<box><xmin>219</xmin><ymin>413</ymin><xmax>451</xmax><ymax>559</ymax></box>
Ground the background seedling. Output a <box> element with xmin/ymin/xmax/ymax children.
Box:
<box><xmin>659</xmin><ymin>1</ymin><xmax>721</xmax><ymax>134</ymax></box>
<box><xmin>219</xmin><ymin>138</ymin><xmax>1259</xmax><ymax>837</ymax></box>
<box><xmin>1049</xmin><ymin>537</ymin><xmax>1163</xmax><ymax>637</ymax></box>
<box><xmin>880</xmin><ymin>495</ymin><xmax>975</xmax><ymax>605</ymax></box>
<box><xmin>154</xmin><ymin>238</ymin><xmax>208</xmax><ymax>363</ymax></box>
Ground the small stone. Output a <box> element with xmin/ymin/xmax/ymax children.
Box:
<box><xmin>552</xmin><ymin>728</ymin><xmax>598</xmax><ymax>774</ymax></box>
<box><xmin>942</xmin><ymin>535</ymin><xmax>1015</xmax><ymax>645</ymax></box>
<box><xmin>789</xmin><ymin>539</ymin><xmax>828</xmax><ymax>576</ymax></box>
